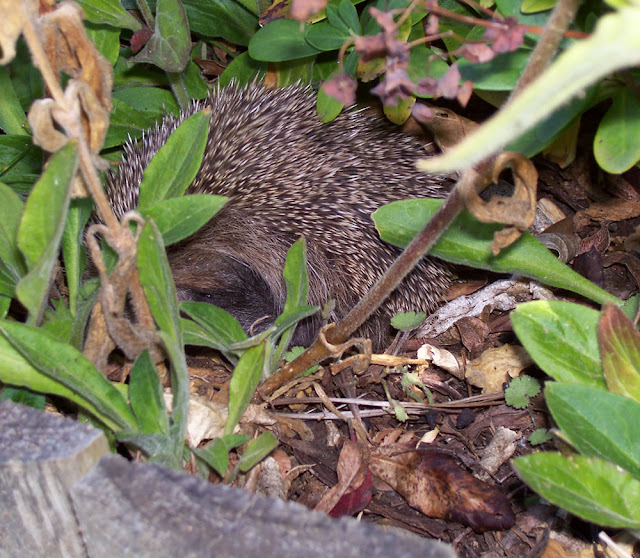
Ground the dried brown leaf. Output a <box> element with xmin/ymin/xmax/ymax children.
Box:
<box><xmin>370</xmin><ymin>444</ymin><xmax>514</xmax><ymax>531</ymax></box>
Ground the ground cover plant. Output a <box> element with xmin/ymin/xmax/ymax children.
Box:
<box><xmin>1</xmin><ymin>0</ymin><xmax>640</xmax><ymax>555</ymax></box>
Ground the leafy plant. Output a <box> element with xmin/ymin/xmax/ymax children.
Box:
<box><xmin>512</xmin><ymin>301</ymin><xmax>640</xmax><ymax>530</ymax></box>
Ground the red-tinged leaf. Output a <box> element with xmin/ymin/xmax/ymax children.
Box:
<box><xmin>329</xmin><ymin>469</ymin><xmax>373</xmax><ymax>518</ymax></box>
<box><xmin>315</xmin><ymin>440</ymin><xmax>371</xmax><ymax>517</ymax></box>
<box><xmin>599</xmin><ymin>302</ymin><xmax>640</xmax><ymax>403</ymax></box>
<box><xmin>370</xmin><ymin>444</ymin><xmax>514</xmax><ymax>531</ymax></box>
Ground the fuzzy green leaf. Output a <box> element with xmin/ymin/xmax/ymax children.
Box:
<box><xmin>138</xmin><ymin>109</ymin><xmax>210</xmax><ymax>209</ymax></box>
<box><xmin>594</xmin><ymin>88</ymin><xmax>640</xmax><ymax>173</ymax></box>
<box><xmin>141</xmin><ymin>194</ymin><xmax>227</xmax><ymax>246</ymax></box>
<box><xmin>0</xmin><ymin>181</ymin><xmax>26</xmax><ymax>282</ymax></box>
<box><xmin>513</xmin><ymin>453</ymin><xmax>640</xmax><ymax>529</ymax></box>
<box><xmin>546</xmin><ymin>383</ymin><xmax>640</xmax><ymax>479</ymax></box>
<box><xmin>511</xmin><ymin>301</ymin><xmax>605</xmax><ymax>387</ymax></box>
<box><xmin>194</xmin><ymin>434</ymin><xmax>250</xmax><ymax>477</ymax></box>
<box><xmin>225</xmin><ymin>344</ymin><xmax>265</xmax><ymax>436</ymax></box>
<box><xmin>249</xmin><ymin>20</ymin><xmax>321</xmax><ymax>62</ymax></box>
<box><xmin>129</xmin><ymin>350</ymin><xmax>170</xmax><ymax>435</ymax></box>
<box><xmin>75</xmin><ymin>0</ymin><xmax>142</xmax><ymax>29</ymax></box>
<box><xmin>238</xmin><ymin>431</ymin><xmax>278</xmax><ymax>472</ymax></box>
<box><xmin>391</xmin><ymin>311</ymin><xmax>426</xmax><ymax>332</ymax></box>
<box><xmin>130</xmin><ymin>0</ymin><xmax>191</xmax><ymax>72</ymax></box>
<box><xmin>0</xmin><ymin>321</ymin><xmax>137</xmax><ymax>430</ymax></box>
<box><xmin>16</xmin><ymin>142</ymin><xmax>78</xmax><ymax>323</ymax></box>
<box><xmin>374</xmin><ymin>200</ymin><xmax>620</xmax><ymax>307</ymax></box>
<box><xmin>272</xmin><ymin>238</ymin><xmax>311</xmax><ymax>370</ymax></box>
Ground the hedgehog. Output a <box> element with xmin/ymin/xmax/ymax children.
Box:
<box><xmin>105</xmin><ymin>84</ymin><xmax>455</xmax><ymax>349</ymax></box>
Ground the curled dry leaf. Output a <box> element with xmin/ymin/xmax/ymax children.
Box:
<box><xmin>315</xmin><ymin>439</ymin><xmax>372</xmax><ymax>517</ymax></box>
<box><xmin>41</xmin><ymin>2</ymin><xmax>113</xmax><ymax>113</ymax></box>
<box><xmin>460</xmin><ymin>152</ymin><xmax>538</xmax><ymax>254</ymax></box>
<box><xmin>370</xmin><ymin>443</ymin><xmax>515</xmax><ymax>531</ymax></box>
<box><xmin>0</xmin><ymin>0</ymin><xmax>37</xmax><ymax>64</ymax></box>
<box><xmin>25</xmin><ymin>1</ymin><xmax>112</xmax><ymax>168</ymax></box>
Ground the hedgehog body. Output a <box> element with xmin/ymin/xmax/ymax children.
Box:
<box><xmin>106</xmin><ymin>84</ymin><xmax>454</xmax><ymax>348</ymax></box>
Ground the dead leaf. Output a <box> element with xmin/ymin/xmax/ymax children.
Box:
<box><xmin>466</xmin><ymin>344</ymin><xmax>533</xmax><ymax>394</ymax></box>
<box><xmin>479</xmin><ymin>426</ymin><xmax>521</xmax><ymax>477</ymax></box>
<box><xmin>370</xmin><ymin>443</ymin><xmax>514</xmax><ymax>531</ymax></box>
<box><xmin>0</xmin><ymin>0</ymin><xmax>37</xmax><ymax>64</ymax></box>
<box><xmin>315</xmin><ymin>439</ymin><xmax>372</xmax><ymax>517</ymax></box>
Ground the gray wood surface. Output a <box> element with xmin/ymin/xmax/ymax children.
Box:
<box><xmin>0</xmin><ymin>401</ymin><xmax>456</xmax><ymax>558</ymax></box>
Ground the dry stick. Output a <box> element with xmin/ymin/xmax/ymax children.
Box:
<box><xmin>260</xmin><ymin>187</ymin><xmax>465</xmax><ymax>397</ymax></box>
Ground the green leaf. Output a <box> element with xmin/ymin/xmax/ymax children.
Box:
<box><xmin>130</xmin><ymin>0</ymin><xmax>191</xmax><ymax>72</ymax></box>
<box><xmin>17</xmin><ymin>142</ymin><xmax>77</xmax><ymax>269</ymax></box>
<box><xmin>112</xmin><ymin>87</ymin><xmax>180</xmax><ymax>120</ymax></box>
<box><xmin>62</xmin><ymin>198</ymin><xmax>92</xmax><ymax>317</ymax></box>
<box><xmin>103</xmin><ymin>97</ymin><xmax>157</xmax><ymax>149</ymax></box>
<box><xmin>511</xmin><ymin>301</ymin><xmax>605</xmax><ymax>387</ymax></box>
<box><xmin>85</xmin><ymin>22</ymin><xmax>121</xmax><ymax>66</ymax></box>
<box><xmin>218</xmin><ymin>52</ymin><xmax>266</xmax><ymax>88</ymax></box>
<box><xmin>115</xmin><ymin>431</ymin><xmax>179</xmax><ymax>467</ymax></box>
<box><xmin>129</xmin><ymin>350</ymin><xmax>170</xmax><ymax>435</ymax></box>
<box><xmin>418</xmin><ymin>8</ymin><xmax>640</xmax><ymax>173</ymax></box>
<box><xmin>373</xmin><ymin>199</ymin><xmax>621</xmax><ymax>307</ymax></box>
<box><xmin>137</xmin><ymin>221</ymin><xmax>181</xmax><ymax>344</ymax></box>
<box><xmin>249</xmin><ymin>20</ymin><xmax>321</xmax><ymax>62</ymax></box>
<box><xmin>0</xmin><ymin>181</ymin><xmax>26</xmax><ymax>281</ymax></box>
<box><xmin>513</xmin><ymin>453</ymin><xmax>640</xmax><ymax>529</ymax></box>
<box><xmin>598</xmin><ymin>302</ymin><xmax>640</xmax><ymax>402</ymax></box>
<box><xmin>0</xmin><ymin>135</ymin><xmax>42</xmax><ymax>190</ymax></box>
<box><xmin>0</xmin><ymin>66</ymin><xmax>28</xmax><ymax>135</ymax></box>
<box><xmin>272</xmin><ymin>238</ymin><xmax>311</xmax><ymax>371</ymax></box>
<box><xmin>505</xmin><ymin>375</ymin><xmax>541</xmax><ymax>409</ymax></box>
<box><xmin>75</xmin><ymin>0</ymin><xmax>142</xmax><ymax>30</ymax></box>
<box><xmin>141</xmin><ymin>194</ymin><xmax>227</xmax><ymax>246</ymax></box>
<box><xmin>0</xmin><ymin>321</ymin><xmax>137</xmax><ymax>430</ymax></box>
<box><xmin>317</xmin><ymin>81</ymin><xmax>344</xmax><ymax>123</ymax></box>
<box><xmin>181</xmin><ymin>302</ymin><xmax>248</xmax><ymax>347</ymax></box>
<box><xmin>337</xmin><ymin>0</ymin><xmax>361</xmax><ymax>33</ymax></box>
<box><xmin>225</xmin><ymin>344</ymin><xmax>265</xmax><ymax>436</ymax></box>
<box><xmin>594</xmin><ymin>87</ymin><xmax>640</xmax><ymax>173</ymax></box>
<box><xmin>194</xmin><ymin>434</ymin><xmax>249</xmax><ymax>477</ymax></box>
<box><xmin>137</xmin><ymin>221</ymin><xmax>189</xmax><ymax>451</ymax></box>
<box><xmin>16</xmin><ymin>142</ymin><xmax>78</xmax><ymax>323</ymax></box>
<box><xmin>520</xmin><ymin>0</ymin><xmax>555</xmax><ymax>13</ymax></box>
<box><xmin>138</xmin><ymin>109</ymin><xmax>210</xmax><ymax>209</ymax></box>
<box><xmin>528</xmin><ymin>429</ymin><xmax>552</xmax><ymax>445</ymax></box>
<box><xmin>391</xmin><ymin>311</ymin><xmax>426</xmax><ymax>331</ymax></box>
<box><xmin>237</xmin><ymin>431</ymin><xmax>278</xmax><ymax>472</ymax></box>
<box><xmin>305</xmin><ymin>22</ymin><xmax>350</xmax><ymax>51</ymax></box>
<box><xmin>183</xmin><ymin>0</ymin><xmax>259</xmax><ymax>46</ymax></box>
<box><xmin>0</xmin><ymin>386</ymin><xmax>46</xmax><ymax>410</ymax></box>
<box><xmin>458</xmin><ymin>50</ymin><xmax>532</xmax><ymax>91</ymax></box>
<box><xmin>546</xmin><ymin>383</ymin><xmax>640</xmax><ymax>480</ymax></box>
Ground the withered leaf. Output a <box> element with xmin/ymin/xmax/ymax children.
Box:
<box><xmin>370</xmin><ymin>443</ymin><xmax>514</xmax><ymax>531</ymax></box>
<box><xmin>315</xmin><ymin>439</ymin><xmax>372</xmax><ymax>517</ymax></box>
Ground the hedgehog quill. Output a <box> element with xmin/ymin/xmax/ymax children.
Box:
<box><xmin>105</xmin><ymin>84</ymin><xmax>455</xmax><ymax>349</ymax></box>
